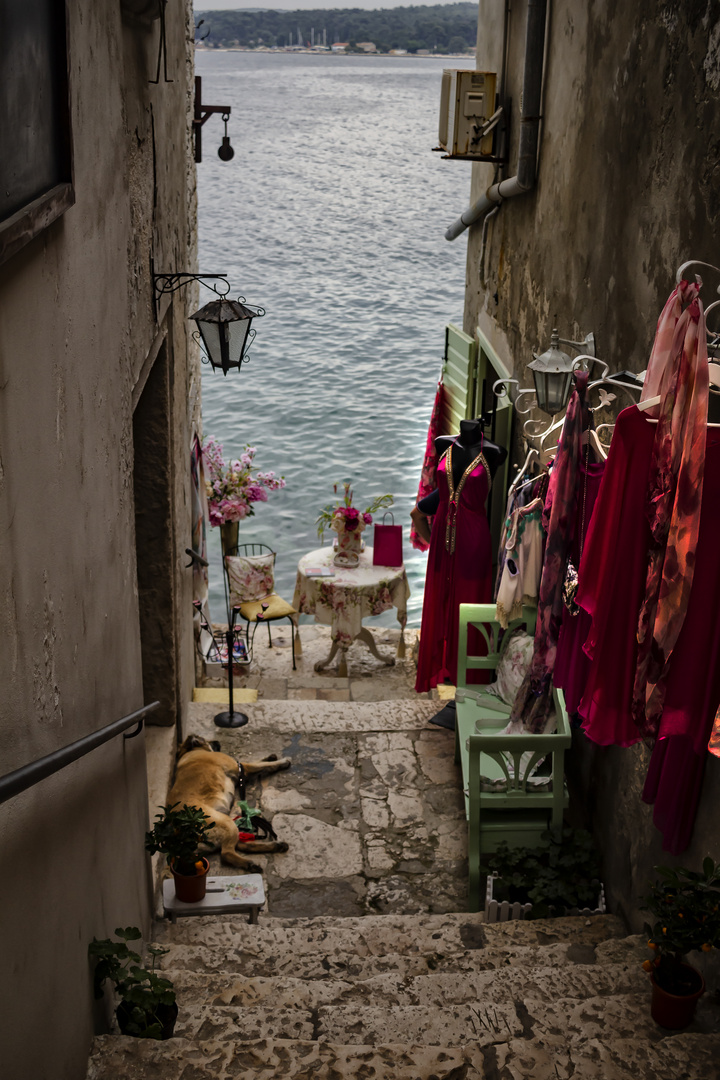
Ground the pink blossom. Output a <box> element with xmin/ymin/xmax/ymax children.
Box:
<box><xmin>363</xmin><ymin>513</ymin><xmax>373</xmax><ymax>524</ymax></box>
<box><xmin>344</xmin><ymin>507</ymin><xmax>360</xmax><ymax>521</ymax></box>
<box><xmin>247</xmin><ymin>484</ymin><xmax>268</xmax><ymax>503</ymax></box>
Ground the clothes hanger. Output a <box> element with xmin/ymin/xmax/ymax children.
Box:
<box><xmin>508</xmin><ymin>446</ymin><xmax>540</xmax><ymax>495</ymax></box>
<box><xmin>581</xmin><ymin>427</ymin><xmax>608</xmax><ymax>460</ymax></box>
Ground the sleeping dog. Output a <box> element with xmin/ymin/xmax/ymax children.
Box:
<box><xmin>168</xmin><ymin>734</ymin><xmax>291</xmax><ymax>873</ymax></box>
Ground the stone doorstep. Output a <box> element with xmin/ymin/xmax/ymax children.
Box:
<box><xmin>85</xmin><ymin>1032</ymin><xmax>720</xmax><ymax>1080</ymax></box>
<box><xmin>167</xmin><ymin>960</ymin><xmax>648</xmax><ymax>1011</ymax></box>
<box><xmin>186</xmin><ymin>697</ymin><xmax>442</xmax><ymax>736</ymax></box>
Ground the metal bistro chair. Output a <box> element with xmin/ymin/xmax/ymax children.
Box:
<box><xmin>222</xmin><ymin>542</ymin><xmax>300</xmax><ymax>670</ymax></box>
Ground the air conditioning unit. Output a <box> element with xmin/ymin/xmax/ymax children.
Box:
<box><xmin>438</xmin><ymin>70</ymin><xmax>498</xmax><ymax>158</ymax></box>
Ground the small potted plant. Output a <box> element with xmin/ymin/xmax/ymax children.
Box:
<box><xmin>482</xmin><ymin>827</ymin><xmax>604</xmax><ymax>919</ymax></box>
<box><xmin>88</xmin><ymin>927</ymin><xmax>177</xmax><ymax>1039</ymax></box>
<box><xmin>642</xmin><ymin>858</ymin><xmax>720</xmax><ymax>1029</ymax></box>
<box><xmin>145</xmin><ymin>802</ymin><xmax>213</xmax><ymax>903</ymax></box>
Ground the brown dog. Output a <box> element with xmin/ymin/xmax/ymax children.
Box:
<box><xmin>168</xmin><ymin>735</ymin><xmax>291</xmax><ymax>873</ymax></box>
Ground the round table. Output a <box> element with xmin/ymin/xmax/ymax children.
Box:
<box><xmin>292</xmin><ymin>546</ymin><xmax>410</xmax><ymax>677</ymax></box>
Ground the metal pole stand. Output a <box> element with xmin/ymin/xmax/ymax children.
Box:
<box><xmin>215</xmin><ymin>606</ymin><xmax>249</xmax><ymax>728</ymax></box>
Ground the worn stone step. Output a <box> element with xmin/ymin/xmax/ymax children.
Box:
<box><xmin>85</xmin><ymin>1031</ymin><xmax>720</xmax><ymax>1080</ymax></box>
<box><xmin>168</xmin><ymin>959</ymin><xmax>647</xmax><ymax>1012</ymax></box>
<box><xmin>170</xmin><ymin>989</ymin><xmax>720</xmax><ymax>1049</ymax></box>
<box><xmin>156</xmin><ymin>911</ymin><xmax>626</xmax><ymax>955</ymax></box>
<box><xmin>85</xmin><ymin>1035</ymin><xmax>489</xmax><ymax>1080</ymax></box>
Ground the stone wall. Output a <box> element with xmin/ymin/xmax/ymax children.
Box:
<box><xmin>457</xmin><ymin>1</ymin><xmax>720</xmax><ymax>926</ymax></box>
<box><xmin>0</xmin><ymin>3</ymin><xmax>198</xmax><ymax>1077</ymax></box>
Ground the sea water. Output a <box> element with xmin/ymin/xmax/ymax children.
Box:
<box><xmin>197</xmin><ymin>49</ymin><xmax>474</xmax><ymax>626</ymax></box>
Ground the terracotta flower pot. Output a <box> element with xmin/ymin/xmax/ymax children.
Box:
<box><xmin>171</xmin><ymin>857</ymin><xmax>209</xmax><ymax>903</ymax></box>
<box><xmin>650</xmin><ymin>963</ymin><xmax>705</xmax><ymax>1029</ymax></box>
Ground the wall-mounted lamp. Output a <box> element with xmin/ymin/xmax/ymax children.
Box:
<box><xmin>494</xmin><ymin>329</ymin><xmax>597</xmax><ymax>417</ymax></box>
<box><xmin>193</xmin><ymin>76</ymin><xmax>234</xmax><ymax>163</ymax></box>
<box><xmin>151</xmin><ymin>264</ymin><xmax>265</xmax><ymax>374</ymax></box>
<box><xmin>190</xmin><ymin>295</ymin><xmax>264</xmax><ymax>376</ymax></box>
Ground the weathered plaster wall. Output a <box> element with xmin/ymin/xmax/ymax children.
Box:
<box><xmin>0</xmin><ymin>3</ymin><xmax>197</xmax><ymax>1077</ymax></box>
<box><xmin>461</xmin><ymin>0</ymin><xmax>720</xmax><ymax>924</ymax></box>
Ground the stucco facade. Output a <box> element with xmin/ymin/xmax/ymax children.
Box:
<box><xmin>457</xmin><ymin>0</ymin><xmax>720</xmax><ymax>926</ymax></box>
<box><xmin>0</xmin><ymin>3</ymin><xmax>198</xmax><ymax>1077</ymax></box>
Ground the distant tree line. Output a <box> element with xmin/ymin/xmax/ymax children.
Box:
<box><xmin>196</xmin><ymin>4</ymin><xmax>478</xmax><ymax>53</ymax></box>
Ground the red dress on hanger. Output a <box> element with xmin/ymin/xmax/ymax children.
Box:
<box><xmin>577</xmin><ymin>405</ymin><xmax>720</xmax><ymax>852</ymax></box>
<box><xmin>415</xmin><ymin>449</ymin><xmax>493</xmax><ymax>692</ymax></box>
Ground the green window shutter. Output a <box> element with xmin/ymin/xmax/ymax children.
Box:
<box><xmin>441</xmin><ymin>324</ymin><xmax>478</xmax><ymax>436</ymax></box>
<box><xmin>474</xmin><ymin>326</ymin><xmax>515</xmax><ymax>571</ymax></box>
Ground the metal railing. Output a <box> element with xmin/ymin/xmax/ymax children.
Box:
<box><xmin>0</xmin><ymin>701</ymin><xmax>160</xmax><ymax>806</ymax></box>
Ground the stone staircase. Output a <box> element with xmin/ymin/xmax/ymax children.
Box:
<box><xmin>86</xmin><ymin>673</ymin><xmax>720</xmax><ymax>1078</ymax></box>
<box><xmin>86</xmin><ymin>910</ymin><xmax>720</xmax><ymax>1078</ymax></box>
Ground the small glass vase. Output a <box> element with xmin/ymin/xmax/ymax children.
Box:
<box><xmin>220</xmin><ymin>520</ymin><xmax>239</xmax><ymax>555</ymax></box>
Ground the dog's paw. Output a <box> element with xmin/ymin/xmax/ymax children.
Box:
<box><xmin>246</xmin><ymin>863</ymin><xmax>263</xmax><ymax>874</ymax></box>
<box><xmin>266</xmin><ymin>753</ymin><xmax>278</xmax><ymax>761</ymax></box>
<box><xmin>275</xmin><ymin>842</ymin><xmax>289</xmax><ymax>853</ymax></box>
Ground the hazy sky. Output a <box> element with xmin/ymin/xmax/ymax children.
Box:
<box><xmin>193</xmin><ymin>1</ymin><xmax>464</xmax><ymax>10</ymax></box>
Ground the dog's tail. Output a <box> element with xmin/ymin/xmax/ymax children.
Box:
<box><xmin>252</xmin><ymin>814</ymin><xmax>278</xmax><ymax>841</ymax></box>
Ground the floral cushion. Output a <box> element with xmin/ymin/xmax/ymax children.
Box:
<box><xmin>225</xmin><ymin>552</ymin><xmax>275</xmax><ymax>604</ymax></box>
<box><xmin>486</xmin><ymin>630</ymin><xmax>535</xmax><ymax>706</ymax></box>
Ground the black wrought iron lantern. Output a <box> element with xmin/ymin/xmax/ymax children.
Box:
<box><xmin>528</xmin><ymin>329</ymin><xmax>577</xmax><ymax>415</ymax></box>
<box><xmin>190</xmin><ymin>297</ymin><xmax>265</xmax><ymax>376</ymax></box>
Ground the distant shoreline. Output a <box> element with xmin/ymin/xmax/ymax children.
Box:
<box><xmin>195</xmin><ymin>45</ymin><xmax>474</xmax><ymax>57</ymax></box>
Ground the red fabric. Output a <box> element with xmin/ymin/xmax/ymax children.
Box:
<box><xmin>411</xmin><ymin>380</ymin><xmax>445</xmax><ymax>552</ymax></box>
<box><xmin>552</xmin><ymin>456</ymin><xmax>605</xmax><ymax>714</ymax></box>
<box><xmin>577</xmin><ymin>405</ymin><xmax>720</xmax><ymax>852</ymax></box>
<box><xmin>415</xmin><ymin>453</ymin><xmax>492</xmax><ymax>692</ymax></box>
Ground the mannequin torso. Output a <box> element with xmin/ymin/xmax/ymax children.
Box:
<box><xmin>435</xmin><ymin>419</ymin><xmax>508</xmax><ymax>487</ymax></box>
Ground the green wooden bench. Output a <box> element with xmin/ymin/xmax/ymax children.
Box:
<box><xmin>454</xmin><ymin>603</ymin><xmax>571</xmax><ymax>911</ymax></box>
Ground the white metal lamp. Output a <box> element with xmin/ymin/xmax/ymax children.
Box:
<box><xmin>528</xmin><ymin>329</ymin><xmax>578</xmax><ymax>415</ymax></box>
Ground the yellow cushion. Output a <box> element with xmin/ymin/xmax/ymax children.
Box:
<box><xmin>239</xmin><ymin>593</ymin><xmax>296</xmax><ymax>622</ymax></box>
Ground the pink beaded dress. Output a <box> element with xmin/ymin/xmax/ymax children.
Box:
<box><xmin>415</xmin><ymin>447</ymin><xmax>493</xmax><ymax>692</ymax></box>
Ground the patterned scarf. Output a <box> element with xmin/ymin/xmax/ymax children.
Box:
<box><xmin>509</xmin><ymin>370</ymin><xmax>590</xmax><ymax>732</ymax></box>
<box><xmin>410</xmin><ymin>379</ymin><xmax>445</xmax><ymax>551</ymax></box>
<box><xmin>632</xmin><ymin>281</ymin><xmax>709</xmax><ymax>739</ymax></box>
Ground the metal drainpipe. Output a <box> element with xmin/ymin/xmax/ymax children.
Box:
<box><xmin>445</xmin><ymin>0</ymin><xmax>548</xmax><ymax>242</ymax></box>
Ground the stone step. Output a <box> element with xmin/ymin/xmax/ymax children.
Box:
<box><xmin>169</xmin><ymin>990</ymin><xmax>720</xmax><ymax>1048</ymax></box>
<box><xmin>86</xmin><ymin>1035</ymin><xmax>489</xmax><ymax>1080</ymax></box>
<box><xmin>85</xmin><ymin>1030</ymin><xmax>720</xmax><ymax>1080</ymax></box>
<box><xmin>156</xmin><ymin>911</ymin><xmax>626</xmax><ymax>954</ymax></box>
<box><xmin>167</xmin><ymin>958</ymin><xmax>647</xmax><ymax>1013</ymax></box>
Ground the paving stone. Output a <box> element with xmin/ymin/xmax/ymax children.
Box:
<box><xmin>188</xmin><ymin>698</ymin><xmax>441</xmax><ymax>736</ymax></box>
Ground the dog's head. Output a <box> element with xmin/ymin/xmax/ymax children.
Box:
<box><xmin>176</xmin><ymin>734</ymin><xmax>221</xmax><ymax>760</ymax></box>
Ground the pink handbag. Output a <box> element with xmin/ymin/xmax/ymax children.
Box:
<box><xmin>372</xmin><ymin>512</ymin><xmax>403</xmax><ymax>567</ymax></box>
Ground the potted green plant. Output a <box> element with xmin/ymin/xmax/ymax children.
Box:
<box><xmin>482</xmin><ymin>827</ymin><xmax>604</xmax><ymax>920</ymax></box>
<box><xmin>642</xmin><ymin>858</ymin><xmax>720</xmax><ymax>1029</ymax></box>
<box><xmin>145</xmin><ymin>802</ymin><xmax>213</xmax><ymax>902</ymax></box>
<box><xmin>88</xmin><ymin>927</ymin><xmax>177</xmax><ymax>1039</ymax></box>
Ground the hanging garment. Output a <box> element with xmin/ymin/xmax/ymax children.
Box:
<box><xmin>495</xmin><ymin>497</ymin><xmax>544</xmax><ymax>628</ymax></box>
<box><xmin>415</xmin><ymin>447</ymin><xmax>493</xmax><ymax>692</ymax></box>
<box><xmin>410</xmin><ymin>380</ymin><xmax>445</xmax><ymax>552</ymax></box>
<box><xmin>551</xmin><ymin>454</ymin><xmax>605</xmax><ymax>715</ymax></box>
<box><xmin>632</xmin><ymin>281</ymin><xmax>709</xmax><ymax>738</ymax></box>
<box><xmin>577</xmin><ymin>405</ymin><xmax>720</xmax><ymax>852</ymax></box>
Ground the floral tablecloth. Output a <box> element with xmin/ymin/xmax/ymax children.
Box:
<box><xmin>293</xmin><ymin>546</ymin><xmax>410</xmax><ymax>647</ymax></box>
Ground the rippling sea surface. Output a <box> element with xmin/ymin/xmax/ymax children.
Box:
<box><xmin>197</xmin><ymin>50</ymin><xmax>474</xmax><ymax>625</ymax></box>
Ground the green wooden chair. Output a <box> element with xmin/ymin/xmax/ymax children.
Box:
<box><xmin>454</xmin><ymin>603</ymin><xmax>571</xmax><ymax>911</ymax></box>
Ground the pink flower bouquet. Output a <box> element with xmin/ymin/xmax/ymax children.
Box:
<box><xmin>202</xmin><ymin>436</ymin><xmax>285</xmax><ymax>527</ymax></box>
<box><xmin>316</xmin><ymin>482</ymin><xmax>393</xmax><ymax>541</ymax></box>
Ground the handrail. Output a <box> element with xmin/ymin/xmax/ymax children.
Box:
<box><xmin>0</xmin><ymin>701</ymin><xmax>160</xmax><ymax>806</ymax></box>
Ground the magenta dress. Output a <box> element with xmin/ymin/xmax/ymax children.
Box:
<box><xmin>577</xmin><ymin>405</ymin><xmax>720</xmax><ymax>852</ymax></box>
<box><xmin>415</xmin><ymin>452</ymin><xmax>493</xmax><ymax>692</ymax></box>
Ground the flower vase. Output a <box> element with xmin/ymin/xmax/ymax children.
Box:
<box><xmin>334</xmin><ymin>524</ymin><xmax>362</xmax><ymax>567</ymax></box>
<box><xmin>220</xmin><ymin>521</ymin><xmax>239</xmax><ymax>556</ymax></box>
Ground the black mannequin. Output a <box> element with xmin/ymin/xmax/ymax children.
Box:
<box><xmin>435</xmin><ymin>418</ymin><xmax>507</xmax><ymax>486</ymax></box>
